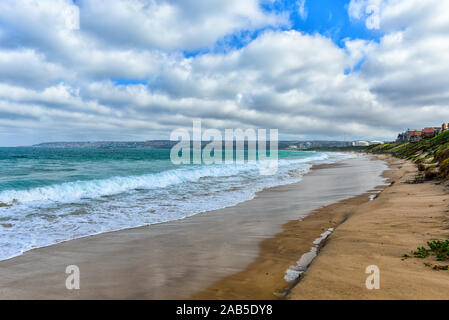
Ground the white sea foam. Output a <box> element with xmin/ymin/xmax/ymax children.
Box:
<box><xmin>0</xmin><ymin>152</ymin><xmax>353</xmax><ymax>261</ymax></box>
<box><xmin>0</xmin><ymin>153</ymin><xmax>333</xmax><ymax>205</ymax></box>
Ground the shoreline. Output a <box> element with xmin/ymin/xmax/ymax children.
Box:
<box><xmin>0</xmin><ymin>152</ymin><xmax>345</xmax><ymax>263</ymax></box>
<box><xmin>191</xmin><ymin>154</ymin><xmax>449</xmax><ymax>299</ymax></box>
<box><xmin>190</xmin><ymin>156</ymin><xmax>390</xmax><ymax>299</ymax></box>
<box><xmin>190</xmin><ymin>192</ymin><xmax>381</xmax><ymax>299</ymax></box>
<box><xmin>0</xmin><ymin>155</ymin><xmax>387</xmax><ymax>299</ymax></box>
<box><xmin>289</xmin><ymin>154</ymin><xmax>449</xmax><ymax>299</ymax></box>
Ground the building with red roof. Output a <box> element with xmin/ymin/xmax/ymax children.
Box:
<box><xmin>422</xmin><ymin>127</ymin><xmax>436</xmax><ymax>139</ymax></box>
<box><xmin>408</xmin><ymin>130</ymin><xmax>422</xmax><ymax>142</ymax></box>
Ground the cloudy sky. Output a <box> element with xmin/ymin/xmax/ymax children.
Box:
<box><xmin>0</xmin><ymin>0</ymin><xmax>448</xmax><ymax>146</ymax></box>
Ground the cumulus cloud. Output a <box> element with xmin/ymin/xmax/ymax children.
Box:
<box><xmin>0</xmin><ymin>0</ymin><xmax>448</xmax><ymax>146</ymax></box>
<box><xmin>349</xmin><ymin>0</ymin><xmax>449</xmax><ymax>110</ymax></box>
<box><xmin>0</xmin><ymin>49</ymin><xmax>69</xmax><ymax>89</ymax></box>
<box><xmin>79</xmin><ymin>0</ymin><xmax>288</xmax><ymax>50</ymax></box>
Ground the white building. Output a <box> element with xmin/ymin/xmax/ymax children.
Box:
<box><xmin>352</xmin><ymin>141</ymin><xmax>370</xmax><ymax>147</ymax></box>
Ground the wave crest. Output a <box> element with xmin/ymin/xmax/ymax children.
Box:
<box><xmin>0</xmin><ymin>153</ymin><xmax>332</xmax><ymax>205</ymax></box>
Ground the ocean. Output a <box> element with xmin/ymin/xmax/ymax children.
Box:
<box><xmin>0</xmin><ymin>147</ymin><xmax>353</xmax><ymax>261</ymax></box>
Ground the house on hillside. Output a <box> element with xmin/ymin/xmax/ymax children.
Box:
<box><xmin>396</xmin><ymin>124</ymin><xmax>446</xmax><ymax>144</ymax></box>
<box><xmin>408</xmin><ymin>130</ymin><xmax>422</xmax><ymax>143</ymax></box>
<box><xmin>422</xmin><ymin>127</ymin><xmax>436</xmax><ymax>139</ymax></box>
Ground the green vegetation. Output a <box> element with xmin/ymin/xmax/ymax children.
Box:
<box><xmin>427</xmin><ymin>240</ymin><xmax>449</xmax><ymax>261</ymax></box>
<box><xmin>432</xmin><ymin>264</ymin><xmax>449</xmax><ymax>271</ymax></box>
<box><xmin>413</xmin><ymin>246</ymin><xmax>430</xmax><ymax>258</ymax></box>
<box><xmin>406</xmin><ymin>240</ymin><xmax>449</xmax><ymax>270</ymax></box>
<box><xmin>368</xmin><ymin>130</ymin><xmax>449</xmax><ymax>180</ymax></box>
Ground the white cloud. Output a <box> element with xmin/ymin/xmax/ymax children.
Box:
<box><xmin>298</xmin><ymin>0</ymin><xmax>307</xmax><ymax>20</ymax></box>
<box><xmin>348</xmin><ymin>0</ymin><xmax>382</xmax><ymax>20</ymax></box>
<box><xmin>349</xmin><ymin>0</ymin><xmax>449</xmax><ymax>108</ymax></box>
<box><xmin>0</xmin><ymin>0</ymin><xmax>449</xmax><ymax>146</ymax></box>
<box><xmin>79</xmin><ymin>0</ymin><xmax>287</xmax><ymax>51</ymax></box>
<box><xmin>0</xmin><ymin>49</ymin><xmax>69</xmax><ymax>88</ymax></box>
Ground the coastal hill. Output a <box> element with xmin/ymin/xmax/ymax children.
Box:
<box><xmin>28</xmin><ymin>140</ymin><xmax>178</xmax><ymax>149</ymax></box>
<box><xmin>27</xmin><ymin>140</ymin><xmax>353</xmax><ymax>150</ymax></box>
<box><xmin>368</xmin><ymin>130</ymin><xmax>449</xmax><ymax>180</ymax></box>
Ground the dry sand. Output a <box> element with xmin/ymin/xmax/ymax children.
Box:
<box><xmin>289</xmin><ymin>155</ymin><xmax>449</xmax><ymax>299</ymax></box>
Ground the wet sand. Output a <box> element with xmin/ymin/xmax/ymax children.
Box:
<box><xmin>289</xmin><ymin>155</ymin><xmax>449</xmax><ymax>299</ymax></box>
<box><xmin>0</xmin><ymin>155</ymin><xmax>387</xmax><ymax>299</ymax></box>
<box><xmin>191</xmin><ymin>191</ymin><xmax>379</xmax><ymax>299</ymax></box>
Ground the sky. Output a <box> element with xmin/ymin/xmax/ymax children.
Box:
<box><xmin>0</xmin><ymin>0</ymin><xmax>449</xmax><ymax>146</ymax></box>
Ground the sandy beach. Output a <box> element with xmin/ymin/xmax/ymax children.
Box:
<box><xmin>0</xmin><ymin>155</ymin><xmax>387</xmax><ymax>299</ymax></box>
<box><xmin>289</xmin><ymin>155</ymin><xmax>449</xmax><ymax>299</ymax></box>
<box><xmin>192</xmin><ymin>154</ymin><xmax>449</xmax><ymax>300</ymax></box>
<box><xmin>2</xmin><ymin>154</ymin><xmax>447</xmax><ymax>300</ymax></box>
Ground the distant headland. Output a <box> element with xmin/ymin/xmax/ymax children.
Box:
<box><xmin>25</xmin><ymin>140</ymin><xmax>358</xmax><ymax>150</ymax></box>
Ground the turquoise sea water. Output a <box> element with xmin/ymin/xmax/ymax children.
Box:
<box><xmin>0</xmin><ymin>148</ymin><xmax>353</xmax><ymax>260</ymax></box>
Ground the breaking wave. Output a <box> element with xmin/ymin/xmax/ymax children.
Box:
<box><xmin>0</xmin><ymin>153</ymin><xmax>330</xmax><ymax>206</ymax></box>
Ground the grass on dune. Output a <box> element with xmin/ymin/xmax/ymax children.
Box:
<box><xmin>368</xmin><ymin>130</ymin><xmax>449</xmax><ymax>180</ymax></box>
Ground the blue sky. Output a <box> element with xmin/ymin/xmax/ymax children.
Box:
<box><xmin>288</xmin><ymin>0</ymin><xmax>382</xmax><ymax>45</ymax></box>
<box><xmin>187</xmin><ymin>0</ymin><xmax>383</xmax><ymax>54</ymax></box>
